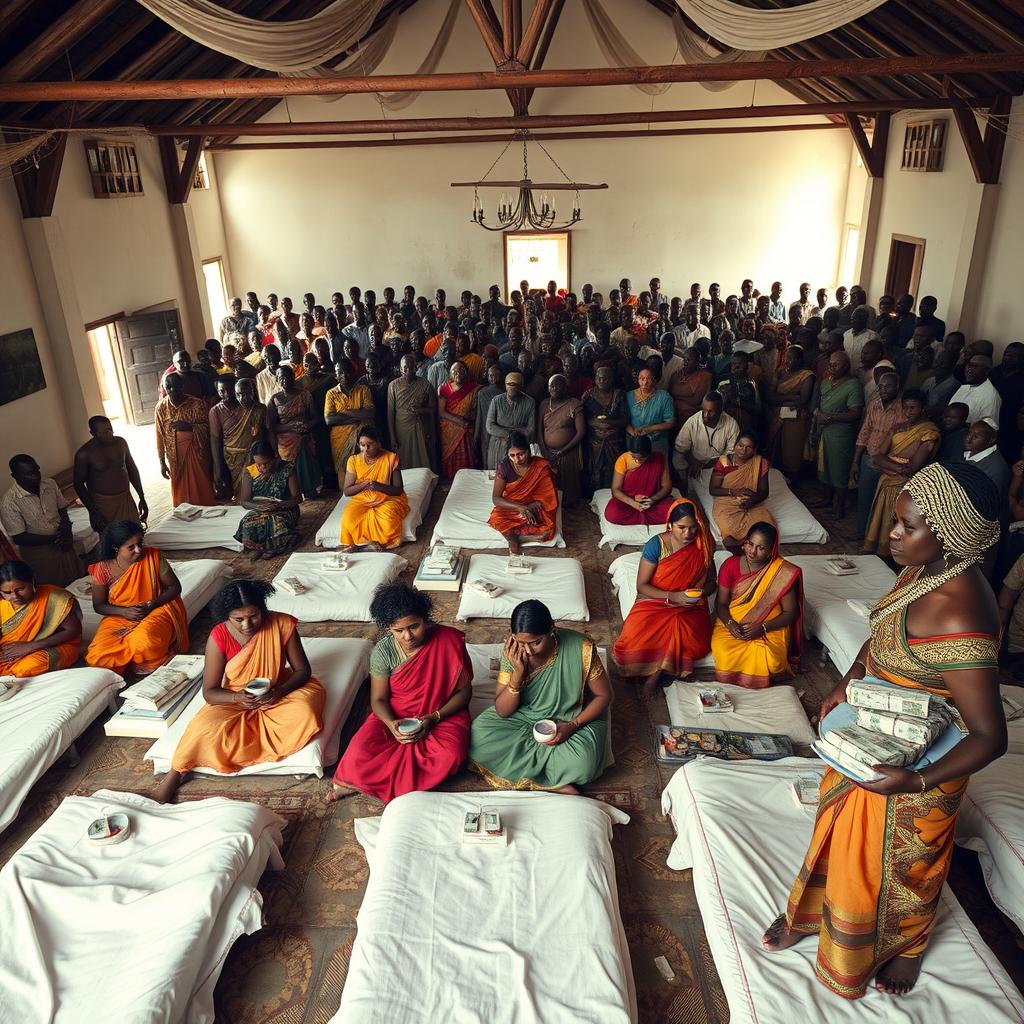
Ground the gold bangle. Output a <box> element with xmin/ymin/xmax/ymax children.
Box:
<box><xmin>915</xmin><ymin>770</ymin><xmax>928</xmax><ymax>793</ymax></box>
<box><xmin>431</xmin><ymin>709</ymin><xmax>442</xmax><ymax>724</ymax></box>
<box><xmin>506</xmin><ymin>683</ymin><xmax>521</xmax><ymax>695</ymax></box>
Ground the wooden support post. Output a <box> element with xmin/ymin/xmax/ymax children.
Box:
<box><xmin>11</xmin><ymin>133</ymin><xmax>66</xmax><ymax>218</ymax></box>
<box><xmin>516</xmin><ymin>0</ymin><xmax>555</xmax><ymax>66</ymax></box>
<box><xmin>464</xmin><ymin>0</ymin><xmax>506</xmax><ymax>66</ymax></box>
<box><xmin>954</xmin><ymin>95</ymin><xmax>1012</xmax><ymax>184</ymax></box>
<box><xmin>158</xmin><ymin>135</ymin><xmax>206</xmax><ymax>204</ymax></box>
<box><xmin>843</xmin><ymin>111</ymin><xmax>890</xmax><ymax>178</ymax></box>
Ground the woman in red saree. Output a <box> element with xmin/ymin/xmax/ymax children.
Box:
<box><xmin>710</xmin><ymin>521</ymin><xmax>803</xmax><ymax>688</ymax></box>
<box><xmin>487</xmin><ymin>431</ymin><xmax>559</xmax><ymax>555</ymax></box>
<box><xmin>604</xmin><ymin>435</ymin><xmax>675</xmax><ymax>526</ymax></box>
<box><xmin>437</xmin><ymin>360</ymin><xmax>479</xmax><ymax>480</ymax></box>
<box><xmin>612</xmin><ymin>499</ymin><xmax>716</xmax><ymax>699</ymax></box>
<box><xmin>85</xmin><ymin>520</ymin><xmax>187</xmax><ymax>677</ymax></box>
<box><xmin>331</xmin><ymin>584</ymin><xmax>472</xmax><ymax>803</ymax></box>
<box><xmin>0</xmin><ymin>560</ymin><xmax>81</xmax><ymax>677</ymax></box>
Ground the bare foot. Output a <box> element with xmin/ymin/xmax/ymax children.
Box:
<box><xmin>553</xmin><ymin>783</ymin><xmax>581</xmax><ymax>795</ymax></box>
<box><xmin>874</xmin><ymin>955</ymin><xmax>922</xmax><ymax>995</ymax></box>
<box><xmin>761</xmin><ymin>914</ymin><xmax>808</xmax><ymax>952</ymax></box>
<box><xmin>326</xmin><ymin>783</ymin><xmax>357</xmax><ymax>803</ymax></box>
<box><xmin>339</xmin><ymin>544</ymin><xmax>356</xmax><ymax>553</ymax></box>
<box><xmin>640</xmin><ymin>672</ymin><xmax>665</xmax><ymax>702</ymax></box>
<box><xmin>507</xmin><ymin>537</ymin><xmax>522</xmax><ymax>556</ymax></box>
<box><xmin>152</xmin><ymin>769</ymin><xmax>188</xmax><ymax>804</ymax></box>
<box><xmin>365</xmin><ymin>542</ymin><xmax>385</xmax><ymax>553</ymax></box>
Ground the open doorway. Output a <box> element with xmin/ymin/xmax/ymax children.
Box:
<box><xmin>504</xmin><ymin>231</ymin><xmax>570</xmax><ymax>298</ymax></box>
<box><xmin>885</xmin><ymin>234</ymin><xmax>926</xmax><ymax>298</ymax></box>
<box><xmin>202</xmin><ymin>256</ymin><xmax>230</xmax><ymax>332</ymax></box>
<box><xmin>85</xmin><ymin>316</ymin><xmax>128</xmax><ymax>423</ymax></box>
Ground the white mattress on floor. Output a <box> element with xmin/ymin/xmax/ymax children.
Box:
<box><xmin>691</xmin><ymin>468</ymin><xmax>829</xmax><ymax>545</ymax></box>
<box><xmin>457</xmin><ymin>554</ymin><xmax>588</xmax><ymax>621</ymax></box>
<box><xmin>590</xmin><ymin>487</ymin><xmax>684</xmax><ymax>550</ymax></box>
<box><xmin>315</xmin><ymin>467</ymin><xmax>437</xmax><ymax>548</ymax></box>
<box><xmin>664</xmin><ymin>680</ymin><xmax>817</xmax><ymax>745</ymax></box>
<box><xmin>957</xmin><ymin>753</ymin><xmax>1024</xmax><ymax>933</ymax></box>
<box><xmin>145</xmin><ymin>505</ymin><xmax>247</xmax><ymax>552</ymax></box>
<box><xmin>334</xmin><ymin>790</ymin><xmax>636</xmax><ymax>1023</ymax></box>
<box><xmin>66</xmin><ymin>505</ymin><xmax>99</xmax><ymax>556</ymax></box>
<box><xmin>147</xmin><ymin>636</ymin><xmax>371</xmax><ymax>778</ymax></box>
<box><xmin>267</xmin><ymin>551</ymin><xmax>407</xmax><ymax>621</ymax></box>
<box><xmin>1000</xmin><ymin>686</ymin><xmax>1024</xmax><ymax>757</ymax></box>
<box><xmin>785</xmin><ymin>555</ymin><xmax>896</xmax><ymax>675</ymax></box>
<box><xmin>430</xmin><ymin>469</ymin><xmax>565</xmax><ymax>549</ymax></box>
<box><xmin>0</xmin><ymin>788</ymin><xmax>284</xmax><ymax>1024</ymax></box>
<box><xmin>70</xmin><ymin>558</ymin><xmax>232</xmax><ymax>643</ymax></box>
<box><xmin>661</xmin><ymin>758</ymin><xmax>1024</xmax><ymax>1023</ymax></box>
<box><xmin>0</xmin><ymin>667</ymin><xmax>123</xmax><ymax>835</ymax></box>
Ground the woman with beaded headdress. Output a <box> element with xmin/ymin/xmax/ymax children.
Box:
<box><xmin>762</xmin><ymin>462</ymin><xmax>1006</xmax><ymax>999</ymax></box>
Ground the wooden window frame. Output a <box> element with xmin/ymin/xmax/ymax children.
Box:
<box><xmin>83</xmin><ymin>139</ymin><xmax>145</xmax><ymax>198</ymax></box>
<box><xmin>900</xmin><ymin>118</ymin><xmax>947</xmax><ymax>172</ymax></box>
<box><xmin>502</xmin><ymin>229</ymin><xmax>573</xmax><ymax>299</ymax></box>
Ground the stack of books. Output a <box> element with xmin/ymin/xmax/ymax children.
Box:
<box><xmin>824</xmin><ymin>557</ymin><xmax>858</xmax><ymax>576</ymax></box>
<box><xmin>277</xmin><ymin>577</ymin><xmax>309</xmax><ymax>596</ymax></box>
<box><xmin>321</xmin><ymin>553</ymin><xmax>350</xmax><ymax>572</ymax></box>
<box><xmin>104</xmin><ymin>654</ymin><xmax>204</xmax><ymax>738</ymax></box>
<box><xmin>414</xmin><ymin>544</ymin><xmax>464</xmax><ymax>592</ymax></box>
<box><xmin>813</xmin><ymin>679</ymin><xmax>954</xmax><ymax>781</ymax></box>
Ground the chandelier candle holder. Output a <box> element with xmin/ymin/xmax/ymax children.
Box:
<box><xmin>452</xmin><ymin>132</ymin><xmax>607</xmax><ymax>232</ymax></box>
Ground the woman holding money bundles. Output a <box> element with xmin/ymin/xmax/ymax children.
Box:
<box><xmin>762</xmin><ymin>462</ymin><xmax>1006</xmax><ymax>999</ymax></box>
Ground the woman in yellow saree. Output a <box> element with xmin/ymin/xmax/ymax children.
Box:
<box><xmin>710</xmin><ymin>522</ymin><xmax>802</xmax><ymax>689</ymax></box>
<box><xmin>340</xmin><ymin>426</ymin><xmax>410</xmax><ymax>551</ymax></box>
<box><xmin>707</xmin><ymin>432</ymin><xmax>777</xmax><ymax>551</ymax></box>
<box><xmin>863</xmin><ymin>389</ymin><xmax>939</xmax><ymax>557</ymax></box>
<box><xmin>764</xmin><ymin>344</ymin><xmax>815</xmax><ymax>476</ymax></box>
<box><xmin>155</xmin><ymin>579</ymin><xmax>325</xmax><ymax>803</ymax></box>
<box><xmin>85</xmin><ymin>520</ymin><xmax>187</xmax><ymax>677</ymax></box>
<box><xmin>324</xmin><ymin>360</ymin><xmax>374</xmax><ymax>479</ymax></box>
<box><xmin>0</xmin><ymin>560</ymin><xmax>82</xmax><ymax>676</ymax></box>
<box><xmin>763</xmin><ymin>463</ymin><xmax>1006</xmax><ymax>999</ymax></box>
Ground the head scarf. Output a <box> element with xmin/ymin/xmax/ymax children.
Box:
<box><xmin>665</xmin><ymin>498</ymin><xmax>714</xmax><ymax>568</ymax></box>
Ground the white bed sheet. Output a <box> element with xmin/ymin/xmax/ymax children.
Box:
<box><xmin>147</xmin><ymin>636</ymin><xmax>371</xmax><ymax>777</ymax></box>
<box><xmin>664</xmin><ymin>680</ymin><xmax>817</xmax><ymax>745</ymax></box>
<box><xmin>334</xmin><ymin>790</ymin><xmax>636</xmax><ymax>1023</ymax></box>
<box><xmin>430</xmin><ymin>468</ymin><xmax>565</xmax><ymax>549</ymax></box>
<box><xmin>957</xmin><ymin>753</ymin><xmax>1024</xmax><ymax>933</ymax></box>
<box><xmin>661</xmin><ymin>758</ymin><xmax>1024</xmax><ymax>1023</ymax></box>
<box><xmin>145</xmin><ymin>504</ymin><xmax>248</xmax><ymax>552</ymax></box>
<box><xmin>0</xmin><ymin>667</ymin><xmax>123</xmax><ymax>835</ymax></box>
<box><xmin>267</xmin><ymin>551</ymin><xmax>407</xmax><ymax>621</ymax></box>
<box><xmin>0</xmin><ymin>788</ymin><xmax>284</xmax><ymax>1024</ymax></box>
<box><xmin>315</xmin><ymin>467</ymin><xmax>437</xmax><ymax>548</ymax></box>
<box><xmin>66</xmin><ymin>505</ymin><xmax>99</xmax><ymax>556</ymax></box>
<box><xmin>457</xmin><ymin>554</ymin><xmax>588</xmax><ymax>621</ymax></box>
<box><xmin>590</xmin><ymin>487</ymin><xmax>683</xmax><ymax>550</ymax></box>
<box><xmin>1001</xmin><ymin>686</ymin><xmax>1024</xmax><ymax>757</ymax></box>
<box><xmin>71</xmin><ymin>558</ymin><xmax>231</xmax><ymax>644</ymax></box>
<box><xmin>691</xmin><ymin>467</ymin><xmax>829</xmax><ymax>545</ymax></box>
<box><xmin>786</xmin><ymin>555</ymin><xmax>896</xmax><ymax>675</ymax></box>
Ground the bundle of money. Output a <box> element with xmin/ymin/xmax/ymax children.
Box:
<box><xmin>855</xmin><ymin>704</ymin><xmax>950</xmax><ymax>746</ymax></box>
<box><xmin>847</xmin><ymin>680</ymin><xmax>933</xmax><ymax>718</ymax></box>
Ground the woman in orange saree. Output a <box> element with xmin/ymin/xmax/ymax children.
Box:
<box><xmin>340</xmin><ymin>427</ymin><xmax>410</xmax><ymax>551</ymax></box>
<box><xmin>487</xmin><ymin>431</ymin><xmax>559</xmax><ymax>555</ymax></box>
<box><xmin>764</xmin><ymin>345</ymin><xmax>815</xmax><ymax>476</ymax></box>
<box><xmin>708</xmin><ymin>432</ymin><xmax>777</xmax><ymax>550</ymax></box>
<box><xmin>438</xmin><ymin>361</ymin><xmax>479</xmax><ymax>480</ymax></box>
<box><xmin>0</xmin><ymin>560</ymin><xmax>81</xmax><ymax>676</ymax></box>
<box><xmin>763</xmin><ymin>463</ymin><xmax>1006</xmax><ymax>999</ymax></box>
<box><xmin>85</xmin><ymin>520</ymin><xmax>187</xmax><ymax>677</ymax></box>
<box><xmin>710</xmin><ymin>521</ymin><xmax>802</xmax><ymax>688</ymax></box>
<box><xmin>155</xmin><ymin>579</ymin><xmax>325</xmax><ymax>803</ymax></box>
<box><xmin>612</xmin><ymin>498</ymin><xmax>716</xmax><ymax>699</ymax></box>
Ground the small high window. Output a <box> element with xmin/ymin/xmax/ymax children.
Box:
<box><xmin>901</xmin><ymin>119</ymin><xmax>946</xmax><ymax>172</ymax></box>
<box><xmin>84</xmin><ymin>139</ymin><xmax>144</xmax><ymax>197</ymax></box>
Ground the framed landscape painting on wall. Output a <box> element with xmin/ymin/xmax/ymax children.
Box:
<box><xmin>0</xmin><ymin>328</ymin><xmax>47</xmax><ymax>407</ymax></box>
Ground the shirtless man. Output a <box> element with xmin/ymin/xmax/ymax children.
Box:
<box><xmin>73</xmin><ymin>415</ymin><xmax>148</xmax><ymax>532</ymax></box>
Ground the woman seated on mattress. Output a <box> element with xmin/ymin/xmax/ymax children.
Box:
<box><xmin>234</xmin><ymin>440</ymin><xmax>302</xmax><ymax>560</ymax></box>
<box><xmin>0</xmin><ymin>559</ymin><xmax>82</xmax><ymax>678</ymax></box>
<box><xmin>612</xmin><ymin>499</ymin><xmax>716</xmax><ymax>700</ymax></box>
<box><xmin>85</xmin><ymin>520</ymin><xmax>187</xmax><ymax>678</ymax></box>
<box><xmin>339</xmin><ymin>426</ymin><xmax>410</xmax><ymax>552</ymax></box>
<box><xmin>155</xmin><ymin>579</ymin><xmax>325</xmax><ymax>803</ymax></box>
<box><xmin>604</xmin><ymin>434</ymin><xmax>675</xmax><ymax>526</ymax></box>
<box><xmin>470</xmin><ymin>600</ymin><xmax>611</xmax><ymax>794</ymax></box>
<box><xmin>487</xmin><ymin>430</ymin><xmax>559</xmax><ymax>555</ymax></box>
<box><xmin>707</xmin><ymin>430</ymin><xmax>777</xmax><ymax>552</ymax></box>
<box><xmin>330</xmin><ymin>583</ymin><xmax>472</xmax><ymax>803</ymax></box>
<box><xmin>709</xmin><ymin>522</ymin><xmax>803</xmax><ymax>689</ymax></box>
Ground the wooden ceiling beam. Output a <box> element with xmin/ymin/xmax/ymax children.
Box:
<box><xmin>10</xmin><ymin>132</ymin><xmax>67</xmax><ymax>218</ymax></box>
<box><xmin>464</xmin><ymin>0</ymin><xmax>505</xmax><ymax>66</ymax></box>
<box><xmin>158</xmin><ymin>134</ymin><xmax>206</xmax><ymax>204</ymax></box>
<box><xmin>843</xmin><ymin>110</ymin><xmax>890</xmax><ymax>177</ymax></box>
<box><xmin>205</xmin><ymin>122</ymin><xmax>848</xmax><ymax>152</ymax></box>
<box><xmin>953</xmin><ymin>95</ymin><xmax>1013</xmax><ymax>184</ymax></box>
<box><xmin>516</xmin><ymin>0</ymin><xmax>555</xmax><ymax>67</ymax></box>
<box><xmin>0</xmin><ymin>0</ymin><xmax>36</xmax><ymax>40</ymax></box>
<box><xmin>0</xmin><ymin>0</ymin><xmax>122</xmax><ymax>83</ymax></box>
<box><xmin>524</xmin><ymin>0</ymin><xmax>564</xmax><ymax>110</ymax></box>
<box><xmin>940</xmin><ymin>0</ymin><xmax>1024</xmax><ymax>50</ymax></box>
<box><xmin>4</xmin><ymin>53</ymin><xmax>1022</xmax><ymax>103</ymax></box>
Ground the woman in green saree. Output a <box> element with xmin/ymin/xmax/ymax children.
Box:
<box><xmin>469</xmin><ymin>600</ymin><xmax>612</xmax><ymax>793</ymax></box>
<box><xmin>812</xmin><ymin>349</ymin><xmax>864</xmax><ymax>519</ymax></box>
<box><xmin>233</xmin><ymin>441</ymin><xmax>301</xmax><ymax>560</ymax></box>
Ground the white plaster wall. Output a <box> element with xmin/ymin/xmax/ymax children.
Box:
<box><xmin>216</xmin><ymin>0</ymin><xmax>850</xmax><ymax>303</ymax></box>
<box><xmin>188</xmin><ymin>152</ymin><xmax>234</xmax><ymax>289</ymax></box>
<box><xmin>0</xmin><ymin>181</ymin><xmax>74</xmax><ymax>476</ymax></box>
<box><xmin>973</xmin><ymin>96</ymin><xmax>1024</xmax><ymax>351</ymax></box>
<box><xmin>52</xmin><ymin>132</ymin><xmax>187</xmax><ymax>328</ymax></box>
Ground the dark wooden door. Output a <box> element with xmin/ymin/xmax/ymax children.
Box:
<box><xmin>884</xmin><ymin>237</ymin><xmax>925</xmax><ymax>299</ymax></box>
<box><xmin>113</xmin><ymin>310</ymin><xmax>182</xmax><ymax>425</ymax></box>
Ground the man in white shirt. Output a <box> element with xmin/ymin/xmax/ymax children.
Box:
<box><xmin>950</xmin><ymin>355</ymin><xmax>1002</xmax><ymax>423</ymax></box>
<box><xmin>737</xmin><ymin>279</ymin><xmax>756</xmax><ymax>318</ymax></box>
<box><xmin>672</xmin><ymin>304</ymin><xmax>710</xmax><ymax>357</ymax></box>
<box><xmin>768</xmin><ymin>282</ymin><xmax>786</xmax><ymax>322</ymax></box>
<box><xmin>672</xmin><ymin>391</ymin><xmax>740</xmax><ymax>485</ymax></box>
<box><xmin>843</xmin><ymin>305</ymin><xmax>879</xmax><ymax>366</ymax></box>
<box><xmin>789</xmin><ymin>282</ymin><xmax>813</xmax><ymax>325</ymax></box>
<box><xmin>341</xmin><ymin>302</ymin><xmax>370</xmax><ymax>358</ymax></box>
